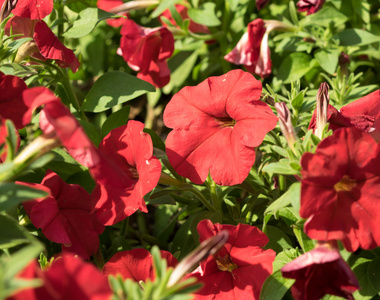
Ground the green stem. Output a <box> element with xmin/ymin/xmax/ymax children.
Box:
<box><xmin>120</xmin><ymin>217</ymin><xmax>129</xmax><ymax>237</ymax></box>
<box><xmin>187</xmin><ymin>188</ymin><xmax>215</xmax><ymax>212</ymax></box>
<box><xmin>206</xmin><ymin>176</ymin><xmax>221</xmax><ymax>212</ymax></box>
<box><xmin>93</xmin><ymin>249</ymin><xmax>105</xmax><ymax>269</ymax></box>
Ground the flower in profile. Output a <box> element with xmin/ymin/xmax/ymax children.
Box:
<box><xmin>119</xmin><ymin>19</ymin><xmax>174</xmax><ymax>88</ymax></box>
<box><xmin>97</xmin><ymin>0</ymin><xmax>127</xmax><ymax>27</ymax></box>
<box><xmin>8</xmin><ymin>254</ymin><xmax>112</xmax><ymax>300</ymax></box>
<box><xmin>1</xmin><ymin>0</ymin><xmax>53</xmax><ymax>20</ymax></box>
<box><xmin>297</xmin><ymin>0</ymin><xmax>325</xmax><ymax>15</ymax></box>
<box><xmin>308</xmin><ymin>90</ymin><xmax>380</xmax><ymax>141</ymax></box>
<box><xmin>301</xmin><ymin>127</ymin><xmax>380</xmax><ymax>251</ymax></box>
<box><xmin>91</xmin><ymin>121</ymin><xmax>162</xmax><ymax>225</ymax></box>
<box><xmin>21</xmin><ymin>171</ymin><xmax>104</xmax><ymax>259</ymax></box>
<box><xmin>224</xmin><ymin>19</ymin><xmax>271</xmax><ymax>78</ymax></box>
<box><xmin>5</xmin><ymin>16</ymin><xmax>80</xmax><ymax>73</ymax></box>
<box><xmin>163</xmin><ymin>69</ymin><xmax>277</xmax><ymax>186</ymax></box>
<box><xmin>256</xmin><ymin>0</ymin><xmax>270</xmax><ymax>10</ymax></box>
<box><xmin>160</xmin><ymin>3</ymin><xmax>210</xmax><ymax>34</ymax></box>
<box><xmin>190</xmin><ymin>219</ymin><xmax>275</xmax><ymax>300</ymax></box>
<box><xmin>281</xmin><ymin>241</ymin><xmax>359</xmax><ymax>300</ymax></box>
<box><xmin>103</xmin><ymin>248</ymin><xmax>178</xmax><ymax>281</ymax></box>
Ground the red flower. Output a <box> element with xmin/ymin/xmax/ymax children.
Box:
<box><xmin>191</xmin><ymin>219</ymin><xmax>275</xmax><ymax>300</ymax></box>
<box><xmin>5</xmin><ymin>17</ymin><xmax>80</xmax><ymax>73</ymax></box>
<box><xmin>256</xmin><ymin>0</ymin><xmax>271</xmax><ymax>10</ymax></box>
<box><xmin>300</xmin><ymin>127</ymin><xmax>380</xmax><ymax>251</ymax></box>
<box><xmin>91</xmin><ymin>121</ymin><xmax>162</xmax><ymax>225</ymax></box>
<box><xmin>224</xmin><ymin>19</ymin><xmax>272</xmax><ymax>78</ymax></box>
<box><xmin>281</xmin><ymin>242</ymin><xmax>359</xmax><ymax>300</ymax></box>
<box><xmin>9</xmin><ymin>255</ymin><xmax>112</xmax><ymax>300</ymax></box>
<box><xmin>0</xmin><ymin>0</ymin><xmax>53</xmax><ymax>20</ymax></box>
<box><xmin>0</xmin><ymin>72</ymin><xmax>30</xmax><ymax>129</ymax></box>
<box><xmin>160</xmin><ymin>3</ymin><xmax>210</xmax><ymax>34</ymax></box>
<box><xmin>163</xmin><ymin>70</ymin><xmax>277</xmax><ymax>186</ymax></box>
<box><xmin>97</xmin><ymin>0</ymin><xmax>127</xmax><ymax>27</ymax></box>
<box><xmin>297</xmin><ymin>0</ymin><xmax>325</xmax><ymax>15</ymax></box>
<box><xmin>22</xmin><ymin>171</ymin><xmax>104</xmax><ymax>259</ymax></box>
<box><xmin>103</xmin><ymin>248</ymin><xmax>178</xmax><ymax>281</ymax></box>
<box><xmin>119</xmin><ymin>19</ymin><xmax>174</xmax><ymax>88</ymax></box>
<box><xmin>309</xmin><ymin>90</ymin><xmax>380</xmax><ymax>141</ymax></box>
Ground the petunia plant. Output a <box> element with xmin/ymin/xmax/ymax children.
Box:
<box><xmin>1</xmin><ymin>0</ymin><xmax>380</xmax><ymax>300</ymax></box>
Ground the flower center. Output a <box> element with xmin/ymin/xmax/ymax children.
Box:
<box><xmin>129</xmin><ymin>167</ymin><xmax>139</xmax><ymax>179</ymax></box>
<box><xmin>215</xmin><ymin>117</ymin><xmax>236</xmax><ymax>128</ymax></box>
<box><xmin>334</xmin><ymin>175</ymin><xmax>356</xmax><ymax>192</ymax></box>
<box><xmin>216</xmin><ymin>255</ymin><xmax>238</xmax><ymax>272</ymax></box>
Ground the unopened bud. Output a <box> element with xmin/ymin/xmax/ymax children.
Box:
<box><xmin>275</xmin><ymin>102</ymin><xmax>296</xmax><ymax>150</ymax></box>
<box><xmin>315</xmin><ymin>82</ymin><xmax>329</xmax><ymax>139</ymax></box>
<box><xmin>109</xmin><ymin>0</ymin><xmax>159</xmax><ymax>14</ymax></box>
<box><xmin>15</xmin><ymin>41</ymin><xmax>39</xmax><ymax>64</ymax></box>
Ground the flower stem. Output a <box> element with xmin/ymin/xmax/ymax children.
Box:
<box><xmin>187</xmin><ymin>188</ymin><xmax>215</xmax><ymax>212</ymax></box>
<box><xmin>206</xmin><ymin>176</ymin><xmax>222</xmax><ymax>212</ymax></box>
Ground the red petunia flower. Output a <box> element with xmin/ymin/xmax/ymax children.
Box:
<box><xmin>103</xmin><ymin>248</ymin><xmax>178</xmax><ymax>281</ymax></box>
<box><xmin>163</xmin><ymin>69</ymin><xmax>277</xmax><ymax>186</ymax></box>
<box><xmin>0</xmin><ymin>0</ymin><xmax>53</xmax><ymax>20</ymax></box>
<box><xmin>256</xmin><ymin>0</ymin><xmax>271</xmax><ymax>10</ymax></box>
<box><xmin>309</xmin><ymin>90</ymin><xmax>380</xmax><ymax>141</ymax></box>
<box><xmin>300</xmin><ymin>127</ymin><xmax>380</xmax><ymax>251</ymax></box>
<box><xmin>160</xmin><ymin>3</ymin><xmax>210</xmax><ymax>34</ymax></box>
<box><xmin>190</xmin><ymin>219</ymin><xmax>275</xmax><ymax>300</ymax></box>
<box><xmin>97</xmin><ymin>0</ymin><xmax>127</xmax><ymax>27</ymax></box>
<box><xmin>9</xmin><ymin>254</ymin><xmax>112</xmax><ymax>300</ymax></box>
<box><xmin>91</xmin><ymin>121</ymin><xmax>162</xmax><ymax>225</ymax></box>
<box><xmin>0</xmin><ymin>72</ymin><xmax>29</xmax><ymax>129</ymax></box>
<box><xmin>224</xmin><ymin>19</ymin><xmax>272</xmax><ymax>78</ymax></box>
<box><xmin>22</xmin><ymin>171</ymin><xmax>104</xmax><ymax>259</ymax></box>
<box><xmin>297</xmin><ymin>0</ymin><xmax>325</xmax><ymax>15</ymax></box>
<box><xmin>119</xmin><ymin>19</ymin><xmax>174</xmax><ymax>88</ymax></box>
<box><xmin>5</xmin><ymin>17</ymin><xmax>80</xmax><ymax>73</ymax></box>
<box><xmin>281</xmin><ymin>241</ymin><xmax>359</xmax><ymax>300</ymax></box>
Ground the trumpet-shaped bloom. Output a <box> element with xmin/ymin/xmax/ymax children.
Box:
<box><xmin>9</xmin><ymin>255</ymin><xmax>112</xmax><ymax>300</ymax></box>
<box><xmin>224</xmin><ymin>19</ymin><xmax>272</xmax><ymax>78</ymax></box>
<box><xmin>309</xmin><ymin>90</ymin><xmax>380</xmax><ymax>141</ymax></box>
<box><xmin>5</xmin><ymin>17</ymin><xmax>80</xmax><ymax>72</ymax></box>
<box><xmin>301</xmin><ymin>127</ymin><xmax>380</xmax><ymax>251</ymax></box>
<box><xmin>103</xmin><ymin>248</ymin><xmax>178</xmax><ymax>281</ymax></box>
<box><xmin>164</xmin><ymin>69</ymin><xmax>277</xmax><ymax>186</ymax></box>
<box><xmin>22</xmin><ymin>171</ymin><xmax>104</xmax><ymax>259</ymax></box>
<box><xmin>0</xmin><ymin>0</ymin><xmax>53</xmax><ymax>20</ymax></box>
<box><xmin>191</xmin><ymin>219</ymin><xmax>275</xmax><ymax>300</ymax></box>
<box><xmin>119</xmin><ymin>19</ymin><xmax>174</xmax><ymax>88</ymax></box>
<box><xmin>297</xmin><ymin>0</ymin><xmax>325</xmax><ymax>15</ymax></box>
<box><xmin>91</xmin><ymin>121</ymin><xmax>161</xmax><ymax>225</ymax></box>
<box><xmin>281</xmin><ymin>242</ymin><xmax>359</xmax><ymax>300</ymax></box>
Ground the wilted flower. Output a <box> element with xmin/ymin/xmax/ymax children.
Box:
<box><xmin>282</xmin><ymin>241</ymin><xmax>359</xmax><ymax>300</ymax></box>
<box><xmin>301</xmin><ymin>127</ymin><xmax>380</xmax><ymax>251</ymax></box>
<box><xmin>164</xmin><ymin>69</ymin><xmax>277</xmax><ymax>186</ymax></box>
<box><xmin>297</xmin><ymin>0</ymin><xmax>326</xmax><ymax>15</ymax></box>
<box><xmin>1</xmin><ymin>0</ymin><xmax>53</xmax><ymax>20</ymax></box>
<box><xmin>256</xmin><ymin>0</ymin><xmax>270</xmax><ymax>10</ymax></box>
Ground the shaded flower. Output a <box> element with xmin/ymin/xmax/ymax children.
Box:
<box><xmin>9</xmin><ymin>254</ymin><xmax>112</xmax><ymax>300</ymax></box>
<box><xmin>21</xmin><ymin>171</ymin><xmax>104</xmax><ymax>259</ymax></box>
<box><xmin>97</xmin><ymin>0</ymin><xmax>127</xmax><ymax>27</ymax></box>
<box><xmin>301</xmin><ymin>127</ymin><xmax>380</xmax><ymax>251</ymax></box>
<box><xmin>0</xmin><ymin>72</ymin><xmax>30</xmax><ymax>129</ymax></box>
<box><xmin>256</xmin><ymin>0</ymin><xmax>270</xmax><ymax>10</ymax></box>
<box><xmin>91</xmin><ymin>121</ymin><xmax>162</xmax><ymax>225</ymax></box>
<box><xmin>224</xmin><ymin>19</ymin><xmax>271</xmax><ymax>78</ymax></box>
<box><xmin>1</xmin><ymin>0</ymin><xmax>53</xmax><ymax>20</ymax></box>
<box><xmin>103</xmin><ymin>248</ymin><xmax>178</xmax><ymax>281</ymax></box>
<box><xmin>119</xmin><ymin>19</ymin><xmax>174</xmax><ymax>88</ymax></box>
<box><xmin>281</xmin><ymin>241</ymin><xmax>359</xmax><ymax>300</ymax></box>
<box><xmin>190</xmin><ymin>219</ymin><xmax>275</xmax><ymax>300</ymax></box>
<box><xmin>308</xmin><ymin>90</ymin><xmax>380</xmax><ymax>141</ymax></box>
<box><xmin>160</xmin><ymin>3</ymin><xmax>210</xmax><ymax>34</ymax></box>
<box><xmin>163</xmin><ymin>69</ymin><xmax>277</xmax><ymax>186</ymax></box>
<box><xmin>5</xmin><ymin>16</ymin><xmax>80</xmax><ymax>73</ymax></box>
<box><xmin>297</xmin><ymin>0</ymin><xmax>325</xmax><ymax>15</ymax></box>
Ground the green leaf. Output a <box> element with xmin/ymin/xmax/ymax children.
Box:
<box><xmin>315</xmin><ymin>49</ymin><xmax>340</xmax><ymax>75</ymax></box>
<box><xmin>81</xmin><ymin>71</ymin><xmax>155</xmax><ymax>112</ymax></box>
<box><xmin>265</xmin><ymin>182</ymin><xmax>301</xmax><ymax>215</ymax></box>
<box><xmin>300</xmin><ymin>6</ymin><xmax>348</xmax><ymax>27</ymax></box>
<box><xmin>353</xmin><ymin>258</ymin><xmax>380</xmax><ymax>298</ymax></box>
<box><xmin>143</xmin><ymin>128</ymin><xmax>166</xmax><ymax>152</ymax></box>
<box><xmin>277</xmin><ymin>53</ymin><xmax>314</xmax><ymax>84</ymax></box>
<box><xmin>0</xmin><ymin>182</ymin><xmax>48</xmax><ymax>211</ymax></box>
<box><xmin>262</xmin><ymin>161</ymin><xmax>300</xmax><ymax>175</ymax></box>
<box><xmin>335</xmin><ymin>29</ymin><xmax>380</xmax><ymax>46</ymax></box>
<box><xmin>150</xmin><ymin>0</ymin><xmax>181</xmax><ymax>18</ymax></box>
<box><xmin>0</xmin><ymin>215</ymin><xmax>29</xmax><ymax>248</ymax></box>
<box><xmin>260</xmin><ymin>270</ymin><xmax>295</xmax><ymax>300</ymax></box>
<box><xmin>187</xmin><ymin>3</ymin><xmax>221</xmax><ymax>27</ymax></box>
<box><xmin>0</xmin><ymin>63</ymin><xmax>37</xmax><ymax>77</ymax></box>
<box><xmin>63</xmin><ymin>8</ymin><xmax>116</xmax><ymax>38</ymax></box>
<box><xmin>101</xmin><ymin>105</ymin><xmax>130</xmax><ymax>138</ymax></box>
<box><xmin>264</xmin><ymin>225</ymin><xmax>293</xmax><ymax>252</ymax></box>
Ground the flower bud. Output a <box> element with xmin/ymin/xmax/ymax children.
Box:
<box><xmin>275</xmin><ymin>102</ymin><xmax>297</xmax><ymax>150</ymax></box>
<box><xmin>315</xmin><ymin>82</ymin><xmax>329</xmax><ymax>139</ymax></box>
